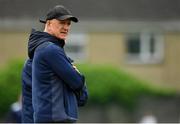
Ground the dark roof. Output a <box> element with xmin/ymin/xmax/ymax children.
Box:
<box><xmin>1</xmin><ymin>0</ymin><xmax>180</xmax><ymax>21</ymax></box>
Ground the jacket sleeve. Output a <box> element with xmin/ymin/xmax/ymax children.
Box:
<box><xmin>74</xmin><ymin>83</ymin><xmax>88</xmax><ymax>107</ymax></box>
<box><xmin>44</xmin><ymin>45</ymin><xmax>84</xmax><ymax>91</ymax></box>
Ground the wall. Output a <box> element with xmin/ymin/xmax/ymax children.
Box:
<box><xmin>88</xmin><ymin>32</ymin><xmax>125</xmax><ymax>65</ymax></box>
<box><xmin>88</xmin><ymin>32</ymin><xmax>165</xmax><ymax>86</ymax></box>
<box><xmin>0</xmin><ymin>31</ymin><xmax>28</xmax><ymax>66</ymax></box>
<box><xmin>163</xmin><ymin>33</ymin><xmax>180</xmax><ymax>89</ymax></box>
<box><xmin>87</xmin><ymin>32</ymin><xmax>180</xmax><ymax>89</ymax></box>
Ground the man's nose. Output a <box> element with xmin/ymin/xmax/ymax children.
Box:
<box><xmin>63</xmin><ymin>24</ymin><xmax>70</xmax><ymax>30</ymax></box>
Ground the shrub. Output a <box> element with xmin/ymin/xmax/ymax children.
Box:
<box><xmin>0</xmin><ymin>59</ymin><xmax>23</xmax><ymax>117</ymax></box>
<box><xmin>0</xmin><ymin>60</ymin><xmax>177</xmax><ymax>117</ymax></box>
<box><xmin>77</xmin><ymin>64</ymin><xmax>177</xmax><ymax>109</ymax></box>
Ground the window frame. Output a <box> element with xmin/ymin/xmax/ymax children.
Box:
<box><xmin>125</xmin><ymin>32</ymin><xmax>164</xmax><ymax>64</ymax></box>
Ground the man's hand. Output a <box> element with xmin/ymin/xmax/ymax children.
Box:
<box><xmin>72</xmin><ymin>65</ymin><xmax>80</xmax><ymax>73</ymax></box>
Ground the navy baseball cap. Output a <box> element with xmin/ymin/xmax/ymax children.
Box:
<box><xmin>39</xmin><ymin>5</ymin><xmax>79</xmax><ymax>23</ymax></box>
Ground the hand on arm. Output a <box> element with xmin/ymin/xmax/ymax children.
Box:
<box><xmin>45</xmin><ymin>46</ymin><xmax>84</xmax><ymax>90</ymax></box>
<box><xmin>72</xmin><ymin>65</ymin><xmax>80</xmax><ymax>73</ymax></box>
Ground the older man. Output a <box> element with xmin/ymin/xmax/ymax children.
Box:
<box><xmin>22</xmin><ymin>5</ymin><xmax>88</xmax><ymax>123</ymax></box>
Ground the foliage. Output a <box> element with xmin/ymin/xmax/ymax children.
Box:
<box><xmin>0</xmin><ymin>59</ymin><xmax>23</xmax><ymax>117</ymax></box>
<box><xmin>77</xmin><ymin>64</ymin><xmax>177</xmax><ymax>109</ymax></box>
<box><xmin>0</xmin><ymin>60</ymin><xmax>177</xmax><ymax>117</ymax></box>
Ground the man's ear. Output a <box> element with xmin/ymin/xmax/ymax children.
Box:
<box><xmin>44</xmin><ymin>20</ymin><xmax>51</xmax><ymax>33</ymax></box>
<box><xmin>46</xmin><ymin>20</ymin><xmax>51</xmax><ymax>26</ymax></box>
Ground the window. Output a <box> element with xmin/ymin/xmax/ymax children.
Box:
<box><xmin>64</xmin><ymin>33</ymin><xmax>88</xmax><ymax>62</ymax></box>
<box><xmin>125</xmin><ymin>32</ymin><xmax>164</xmax><ymax>64</ymax></box>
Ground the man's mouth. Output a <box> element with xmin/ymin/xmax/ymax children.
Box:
<box><xmin>61</xmin><ymin>32</ymin><xmax>67</xmax><ymax>34</ymax></box>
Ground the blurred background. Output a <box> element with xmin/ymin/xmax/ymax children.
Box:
<box><xmin>0</xmin><ymin>0</ymin><xmax>180</xmax><ymax>123</ymax></box>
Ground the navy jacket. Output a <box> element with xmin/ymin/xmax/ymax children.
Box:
<box><xmin>22</xmin><ymin>29</ymin><xmax>88</xmax><ymax>123</ymax></box>
<box><xmin>22</xmin><ymin>59</ymin><xmax>34</xmax><ymax>122</ymax></box>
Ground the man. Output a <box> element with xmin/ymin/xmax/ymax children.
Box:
<box><xmin>22</xmin><ymin>5</ymin><xmax>88</xmax><ymax>123</ymax></box>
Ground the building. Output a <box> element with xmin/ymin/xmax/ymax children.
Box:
<box><xmin>0</xmin><ymin>0</ymin><xmax>180</xmax><ymax>89</ymax></box>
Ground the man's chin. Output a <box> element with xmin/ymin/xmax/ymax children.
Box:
<box><xmin>57</xmin><ymin>36</ymin><xmax>66</xmax><ymax>40</ymax></box>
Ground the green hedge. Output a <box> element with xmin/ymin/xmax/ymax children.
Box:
<box><xmin>0</xmin><ymin>59</ymin><xmax>177</xmax><ymax>117</ymax></box>
<box><xmin>0</xmin><ymin>59</ymin><xmax>23</xmax><ymax>117</ymax></box>
<box><xmin>77</xmin><ymin>64</ymin><xmax>177</xmax><ymax>108</ymax></box>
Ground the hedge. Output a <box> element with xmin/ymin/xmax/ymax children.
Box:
<box><xmin>0</xmin><ymin>59</ymin><xmax>177</xmax><ymax>117</ymax></box>
<box><xmin>0</xmin><ymin>59</ymin><xmax>23</xmax><ymax>118</ymax></box>
<box><xmin>77</xmin><ymin>64</ymin><xmax>177</xmax><ymax>108</ymax></box>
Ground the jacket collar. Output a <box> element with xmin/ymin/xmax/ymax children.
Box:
<box><xmin>42</xmin><ymin>31</ymin><xmax>65</xmax><ymax>48</ymax></box>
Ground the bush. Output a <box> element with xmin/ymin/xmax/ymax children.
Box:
<box><xmin>77</xmin><ymin>64</ymin><xmax>177</xmax><ymax>109</ymax></box>
<box><xmin>0</xmin><ymin>59</ymin><xmax>23</xmax><ymax>118</ymax></box>
<box><xmin>0</xmin><ymin>60</ymin><xmax>177</xmax><ymax>117</ymax></box>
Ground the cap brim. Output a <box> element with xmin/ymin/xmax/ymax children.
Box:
<box><xmin>39</xmin><ymin>17</ymin><xmax>46</xmax><ymax>23</ymax></box>
<box><xmin>57</xmin><ymin>15</ymin><xmax>79</xmax><ymax>23</ymax></box>
<box><xmin>39</xmin><ymin>15</ymin><xmax>79</xmax><ymax>23</ymax></box>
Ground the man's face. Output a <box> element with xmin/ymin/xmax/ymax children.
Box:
<box><xmin>47</xmin><ymin>19</ymin><xmax>71</xmax><ymax>40</ymax></box>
